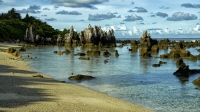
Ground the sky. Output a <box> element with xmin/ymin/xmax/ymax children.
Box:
<box><xmin>0</xmin><ymin>0</ymin><xmax>200</xmax><ymax>38</ymax></box>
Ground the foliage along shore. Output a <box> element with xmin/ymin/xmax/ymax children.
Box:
<box><xmin>0</xmin><ymin>8</ymin><xmax>79</xmax><ymax>43</ymax></box>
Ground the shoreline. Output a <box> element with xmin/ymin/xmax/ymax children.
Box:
<box><xmin>0</xmin><ymin>50</ymin><xmax>152</xmax><ymax>111</ymax></box>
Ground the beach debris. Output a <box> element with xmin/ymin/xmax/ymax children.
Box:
<box><xmin>9</xmin><ymin>57</ymin><xmax>15</xmax><ymax>60</ymax></box>
<box><xmin>33</xmin><ymin>74</ymin><xmax>44</xmax><ymax>78</ymax></box>
<box><xmin>68</xmin><ymin>74</ymin><xmax>95</xmax><ymax>80</ymax></box>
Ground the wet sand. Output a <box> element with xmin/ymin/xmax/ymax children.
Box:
<box><xmin>0</xmin><ymin>47</ymin><xmax>152</xmax><ymax>112</ymax></box>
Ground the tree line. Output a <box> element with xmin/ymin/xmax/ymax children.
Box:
<box><xmin>0</xmin><ymin>8</ymin><xmax>79</xmax><ymax>42</ymax></box>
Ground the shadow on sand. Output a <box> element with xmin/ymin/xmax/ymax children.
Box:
<box><xmin>0</xmin><ymin>64</ymin><xmax>57</xmax><ymax>109</ymax></box>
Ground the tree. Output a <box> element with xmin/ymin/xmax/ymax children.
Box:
<box><xmin>7</xmin><ymin>8</ymin><xmax>21</xmax><ymax>19</ymax></box>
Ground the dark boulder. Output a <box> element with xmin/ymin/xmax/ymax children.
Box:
<box><xmin>79</xmin><ymin>56</ymin><xmax>90</xmax><ymax>60</ymax></box>
<box><xmin>77</xmin><ymin>52</ymin><xmax>86</xmax><ymax>56</ymax></box>
<box><xmin>104</xmin><ymin>59</ymin><xmax>108</xmax><ymax>64</ymax></box>
<box><xmin>69</xmin><ymin>74</ymin><xmax>95</xmax><ymax>80</ymax></box>
<box><xmin>103</xmin><ymin>50</ymin><xmax>111</xmax><ymax>57</ymax></box>
<box><xmin>152</xmin><ymin>64</ymin><xmax>160</xmax><ymax>67</ymax></box>
<box><xmin>173</xmin><ymin>57</ymin><xmax>189</xmax><ymax>77</ymax></box>
<box><xmin>62</xmin><ymin>49</ymin><xmax>71</xmax><ymax>54</ymax></box>
<box><xmin>86</xmin><ymin>50</ymin><xmax>100</xmax><ymax>56</ymax></box>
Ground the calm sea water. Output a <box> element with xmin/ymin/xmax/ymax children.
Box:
<box><xmin>21</xmin><ymin>37</ymin><xmax>200</xmax><ymax>112</ymax></box>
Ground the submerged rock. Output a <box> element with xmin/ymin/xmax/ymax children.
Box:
<box><xmin>104</xmin><ymin>59</ymin><xmax>108</xmax><ymax>64</ymax></box>
<box><xmin>68</xmin><ymin>74</ymin><xmax>95</xmax><ymax>80</ymax></box>
<box><xmin>79</xmin><ymin>56</ymin><xmax>90</xmax><ymax>60</ymax></box>
<box><xmin>173</xmin><ymin>62</ymin><xmax>189</xmax><ymax>77</ymax></box>
<box><xmin>115</xmin><ymin>50</ymin><xmax>119</xmax><ymax>57</ymax></box>
<box><xmin>159</xmin><ymin>61</ymin><xmax>167</xmax><ymax>64</ymax></box>
<box><xmin>86</xmin><ymin>50</ymin><xmax>100</xmax><ymax>56</ymax></box>
<box><xmin>152</xmin><ymin>64</ymin><xmax>160</xmax><ymax>67</ymax></box>
<box><xmin>103</xmin><ymin>50</ymin><xmax>111</xmax><ymax>57</ymax></box>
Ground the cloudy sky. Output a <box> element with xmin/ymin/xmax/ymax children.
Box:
<box><xmin>0</xmin><ymin>0</ymin><xmax>200</xmax><ymax>37</ymax></box>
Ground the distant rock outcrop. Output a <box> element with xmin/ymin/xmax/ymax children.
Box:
<box><xmin>24</xmin><ymin>25</ymin><xmax>35</xmax><ymax>43</ymax></box>
<box><xmin>139</xmin><ymin>30</ymin><xmax>158</xmax><ymax>56</ymax></box>
<box><xmin>160</xmin><ymin>42</ymin><xmax>191</xmax><ymax>58</ymax></box>
<box><xmin>24</xmin><ymin>25</ymin><xmax>52</xmax><ymax>44</ymax></box>
<box><xmin>58</xmin><ymin>24</ymin><xmax>116</xmax><ymax>47</ymax></box>
<box><xmin>80</xmin><ymin>24</ymin><xmax>116</xmax><ymax>47</ymax></box>
<box><xmin>64</xmin><ymin>26</ymin><xmax>74</xmax><ymax>46</ymax></box>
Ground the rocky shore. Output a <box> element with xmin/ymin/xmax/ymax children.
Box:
<box><xmin>0</xmin><ymin>45</ymin><xmax>152</xmax><ymax>112</ymax></box>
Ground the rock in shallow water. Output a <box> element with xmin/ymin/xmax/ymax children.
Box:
<box><xmin>68</xmin><ymin>74</ymin><xmax>95</xmax><ymax>80</ymax></box>
<box><xmin>193</xmin><ymin>77</ymin><xmax>200</xmax><ymax>86</ymax></box>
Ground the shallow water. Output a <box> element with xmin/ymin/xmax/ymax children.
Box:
<box><xmin>21</xmin><ymin>42</ymin><xmax>200</xmax><ymax>112</ymax></box>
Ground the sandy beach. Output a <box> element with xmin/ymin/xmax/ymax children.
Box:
<box><xmin>0</xmin><ymin>47</ymin><xmax>152</xmax><ymax>112</ymax></box>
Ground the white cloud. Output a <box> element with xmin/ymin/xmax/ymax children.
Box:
<box><xmin>193</xmin><ymin>25</ymin><xmax>200</xmax><ymax>31</ymax></box>
<box><xmin>117</xmin><ymin>25</ymin><xmax>127</xmax><ymax>30</ymax></box>
<box><xmin>51</xmin><ymin>0</ymin><xmax>109</xmax><ymax>9</ymax></box>
<box><xmin>163</xmin><ymin>28</ymin><xmax>171</xmax><ymax>34</ymax></box>
<box><xmin>128</xmin><ymin>30</ymin><xmax>132</xmax><ymax>35</ymax></box>
<box><xmin>110</xmin><ymin>26</ymin><xmax>116</xmax><ymax>30</ymax></box>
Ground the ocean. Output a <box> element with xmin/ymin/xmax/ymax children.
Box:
<box><xmin>21</xmin><ymin>37</ymin><xmax>200</xmax><ymax>112</ymax></box>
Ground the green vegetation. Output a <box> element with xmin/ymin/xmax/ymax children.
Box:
<box><xmin>0</xmin><ymin>8</ymin><xmax>79</xmax><ymax>42</ymax></box>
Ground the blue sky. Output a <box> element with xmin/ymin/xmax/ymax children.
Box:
<box><xmin>0</xmin><ymin>0</ymin><xmax>200</xmax><ymax>37</ymax></box>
